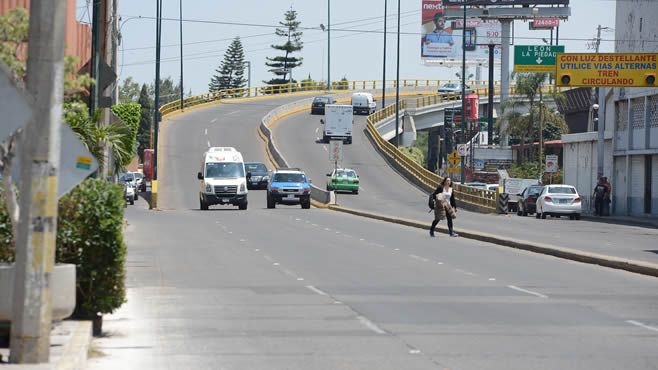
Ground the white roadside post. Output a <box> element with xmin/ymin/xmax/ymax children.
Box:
<box><xmin>10</xmin><ymin>0</ymin><xmax>66</xmax><ymax>363</ymax></box>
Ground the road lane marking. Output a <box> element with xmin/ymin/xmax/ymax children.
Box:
<box><xmin>297</xmin><ymin>277</ymin><xmax>304</xmax><ymax>281</ymax></box>
<box><xmin>409</xmin><ymin>254</ymin><xmax>429</xmax><ymax>262</ymax></box>
<box><xmin>394</xmin><ymin>248</ymin><xmax>400</xmax><ymax>251</ymax></box>
<box><xmin>312</xmin><ymin>223</ymin><xmax>318</xmax><ymax>227</ymax></box>
<box><xmin>211</xmin><ymin>118</ymin><xmax>217</xmax><ymax>123</ymax></box>
<box><xmin>204</xmin><ymin>128</ymin><xmax>208</xmax><ymax>135</ymax></box>
<box><xmin>315</xmin><ymin>127</ymin><xmax>319</xmax><ymax>134</ymax></box>
<box><xmin>254</xmin><ymin>249</ymin><xmax>260</xmax><ymax>252</ymax></box>
<box><xmin>437</xmin><ymin>262</ymin><xmax>444</xmax><ymax>265</ymax></box>
<box><xmin>227</xmin><ymin>110</ymin><xmax>240</xmax><ymax>115</ymax></box>
<box><xmin>409</xmin><ymin>349</ymin><xmax>422</xmax><ymax>355</ymax></box>
<box><xmin>455</xmin><ymin>269</ymin><xmax>476</xmax><ymax>276</ymax></box>
<box><xmin>306</xmin><ymin>285</ymin><xmax>328</xmax><ymax>296</ymax></box>
<box><xmin>273</xmin><ymin>262</ymin><xmax>280</xmax><ymax>266</ymax></box>
<box><xmin>323</xmin><ymin>146</ymin><xmax>328</xmax><ymax>152</ymax></box>
<box><xmin>359</xmin><ymin>238</ymin><xmax>365</xmax><ymax>241</ymax></box>
<box><xmin>507</xmin><ymin>285</ymin><xmax>548</xmax><ymax>299</ymax></box>
<box><xmin>489</xmin><ymin>278</ymin><xmax>496</xmax><ymax>281</ymax></box>
<box><xmin>207</xmin><ymin>140</ymin><xmax>211</xmax><ymax>148</ymax></box>
<box><xmin>626</xmin><ymin>320</ymin><xmax>658</xmax><ymax>333</ymax></box>
<box><xmin>357</xmin><ymin>316</ymin><xmax>386</xmax><ymax>335</ymax></box>
<box><xmin>324</xmin><ymin>228</ymin><xmax>331</xmax><ymax>231</ymax></box>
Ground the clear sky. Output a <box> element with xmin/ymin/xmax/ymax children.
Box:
<box><xmin>89</xmin><ymin>0</ymin><xmax>618</xmax><ymax>94</ymax></box>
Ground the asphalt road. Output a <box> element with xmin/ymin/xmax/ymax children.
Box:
<box><xmin>273</xmin><ymin>108</ymin><xmax>658</xmax><ymax>265</ymax></box>
<box><xmin>89</xmin><ymin>96</ymin><xmax>658</xmax><ymax>370</ymax></box>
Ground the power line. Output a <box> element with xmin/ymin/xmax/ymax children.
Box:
<box><xmin>119</xmin><ymin>14</ymin><xmax>654</xmax><ymax>44</ymax></box>
<box><xmin>120</xmin><ymin>10</ymin><xmax>420</xmax><ymax>52</ymax></box>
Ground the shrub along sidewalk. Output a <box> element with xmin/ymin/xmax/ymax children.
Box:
<box><xmin>1</xmin><ymin>178</ymin><xmax>127</xmax><ymax>336</ymax></box>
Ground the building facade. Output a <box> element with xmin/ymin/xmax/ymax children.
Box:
<box><xmin>0</xmin><ymin>0</ymin><xmax>91</xmax><ymax>70</ymax></box>
<box><xmin>563</xmin><ymin>0</ymin><xmax>658</xmax><ymax>217</ymax></box>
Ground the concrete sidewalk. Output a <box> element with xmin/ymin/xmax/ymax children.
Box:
<box><xmin>582</xmin><ymin>214</ymin><xmax>658</xmax><ymax>229</ymax></box>
<box><xmin>0</xmin><ymin>320</ymin><xmax>92</xmax><ymax>370</ymax></box>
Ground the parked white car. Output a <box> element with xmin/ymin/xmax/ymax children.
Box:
<box><xmin>536</xmin><ymin>184</ymin><xmax>582</xmax><ymax>220</ymax></box>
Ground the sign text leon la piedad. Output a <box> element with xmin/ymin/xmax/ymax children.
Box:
<box><xmin>555</xmin><ymin>53</ymin><xmax>658</xmax><ymax>87</ymax></box>
<box><xmin>514</xmin><ymin>45</ymin><xmax>564</xmax><ymax>73</ymax></box>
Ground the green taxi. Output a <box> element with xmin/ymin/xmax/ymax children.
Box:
<box><xmin>326</xmin><ymin>168</ymin><xmax>359</xmax><ymax>194</ymax></box>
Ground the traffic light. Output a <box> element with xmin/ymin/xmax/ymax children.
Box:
<box><xmin>559</xmin><ymin>74</ymin><xmax>571</xmax><ymax>86</ymax></box>
<box><xmin>646</xmin><ymin>74</ymin><xmax>656</xmax><ymax>85</ymax></box>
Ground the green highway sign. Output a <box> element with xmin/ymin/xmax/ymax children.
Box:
<box><xmin>514</xmin><ymin>45</ymin><xmax>565</xmax><ymax>73</ymax></box>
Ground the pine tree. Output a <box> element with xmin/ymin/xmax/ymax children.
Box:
<box><xmin>137</xmin><ymin>84</ymin><xmax>152</xmax><ymax>161</ymax></box>
<box><xmin>209</xmin><ymin>37</ymin><xmax>246</xmax><ymax>92</ymax></box>
<box><xmin>265</xmin><ymin>8</ymin><xmax>303</xmax><ymax>86</ymax></box>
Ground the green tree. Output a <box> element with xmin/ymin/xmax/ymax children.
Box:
<box><xmin>64</xmin><ymin>101</ymin><xmax>132</xmax><ymax>174</ymax></box>
<box><xmin>209</xmin><ymin>37</ymin><xmax>246</xmax><ymax>92</ymax></box>
<box><xmin>111</xmin><ymin>102</ymin><xmax>141</xmax><ymax>168</ymax></box>
<box><xmin>0</xmin><ymin>7</ymin><xmax>29</xmax><ymax>80</ymax></box>
<box><xmin>119</xmin><ymin>76</ymin><xmax>141</xmax><ymax>103</ymax></box>
<box><xmin>148</xmin><ymin>76</ymin><xmax>181</xmax><ymax>106</ymax></box>
<box><xmin>137</xmin><ymin>84</ymin><xmax>152</xmax><ymax>161</ymax></box>
<box><xmin>265</xmin><ymin>8</ymin><xmax>303</xmax><ymax>86</ymax></box>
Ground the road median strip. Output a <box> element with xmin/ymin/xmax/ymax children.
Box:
<box><xmin>327</xmin><ymin>204</ymin><xmax>658</xmax><ymax>278</ymax></box>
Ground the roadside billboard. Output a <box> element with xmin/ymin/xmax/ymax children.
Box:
<box><xmin>421</xmin><ymin>0</ymin><xmax>502</xmax><ymax>62</ymax></box>
<box><xmin>555</xmin><ymin>53</ymin><xmax>658</xmax><ymax>87</ymax></box>
<box><xmin>444</xmin><ymin>0</ymin><xmax>569</xmax><ymax>5</ymax></box>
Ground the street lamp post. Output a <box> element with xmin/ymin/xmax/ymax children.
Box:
<box><xmin>382</xmin><ymin>0</ymin><xmax>387</xmax><ymax>108</ymax></box>
<box><xmin>179</xmin><ymin>0</ymin><xmax>184</xmax><ymax>111</ymax></box>
<box><xmin>327</xmin><ymin>0</ymin><xmax>331</xmax><ymax>90</ymax></box>
<box><xmin>460</xmin><ymin>3</ymin><xmax>467</xmax><ymax>184</ymax></box>
<box><xmin>394</xmin><ymin>0</ymin><xmax>401</xmax><ymax>147</ymax></box>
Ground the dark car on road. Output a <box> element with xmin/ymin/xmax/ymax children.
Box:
<box><xmin>517</xmin><ymin>185</ymin><xmax>545</xmax><ymax>216</ymax></box>
<box><xmin>245</xmin><ymin>162</ymin><xmax>270</xmax><ymax>189</ymax></box>
<box><xmin>310</xmin><ymin>95</ymin><xmax>337</xmax><ymax>115</ymax></box>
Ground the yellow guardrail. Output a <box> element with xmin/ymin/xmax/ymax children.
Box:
<box><xmin>366</xmin><ymin>103</ymin><xmax>498</xmax><ymax>212</ymax></box>
<box><xmin>158</xmin><ymin>79</ymin><xmax>502</xmax><ymax>118</ymax></box>
<box><xmin>411</xmin><ymin>85</ymin><xmax>566</xmax><ymax>109</ymax></box>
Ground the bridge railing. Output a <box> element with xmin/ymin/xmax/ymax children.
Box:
<box><xmin>365</xmin><ymin>103</ymin><xmax>498</xmax><ymax>212</ymax></box>
<box><xmin>158</xmin><ymin>79</ymin><xmax>499</xmax><ymax>118</ymax></box>
<box><xmin>412</xmin><ymin>85</ymin><xmax>566</xmax><ymax>109</ymax></box>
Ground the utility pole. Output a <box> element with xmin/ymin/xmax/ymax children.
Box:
<box><xmin>10</xmin><ymin>0</ymin><xmax>66</xmax><ymax>362</ymax></box>
<box><xmin>179</xmin><ymin>0</ymin><xmax>184</xmax><ymax>111</ymax></box>
<box><xmin>90</xmin><ymin>0</ymin><xmax>102</xmax><ymax>115</ymax></box>
<box><xmin>381</xmin><ymin>0</ymin><xmax>387</xmax><ymax>108</ymax></box>
<box><xmin>394</xmin><ymin>0</ymin><xmax>401</xmax><ymax>147</ymax></box>
<box><xmin>153</xmin><ymin>0</ymin><xmax>162</xmax><ymax>183</ymax></box>
<box><xmin>594</xmin><ymin>24</ymin><xmax>606</xmax><ymax>179</ymax></box>
<box><xmin>488</xmin><ymin>44</ymin><xmax>495</xmax><ymax>145</ymax></box>
<box><xmin>460</xmin><ymin>3</ymin><xmax>467</xmax><ymax>184</ymax></box>
<box><xmin>327</xmin><ymin>0</ymin><xmax>331</xmax><ymax>90</ymax></box>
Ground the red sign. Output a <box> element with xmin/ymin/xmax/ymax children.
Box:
<box><xmin>143</xmin><ymin>149</ymin><xmax>154</xmax><ymax>181</ymax></box>
<box><xmin>464</xmin><ymin>94</ymin><xmax>479</xmax><ymax>121</ymax></box>
<box><xmin>531</xmin><ymin>18</ymin><xmax>560</xmax><ymax>29</ymax></box>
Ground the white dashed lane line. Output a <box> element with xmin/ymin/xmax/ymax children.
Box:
<box><xmin>306</xmin><ymin>285</ymin><xmax>328</xmax><ymax>296</ymax></box>
<box><xmin>210</xmin><ymin>118</ymin><xmax>217</xmax><ymax>123</ymax></box>
<box><xmin>357</xmin><ymin>316</ymin><xmax>387</xmax><ymax>335</ymax></box>
<box><xmin>626</xmin><ymin>320</ymin><xmax>658</xmax><ymax>333</ymax></box>
<box><xmin>507</xmin><ymin>285</ymin><xmax>548</xmax><ymax>299</ymax></box>
<box><xmin>409</xmin><ymin>254</ymin><xmax>429</xmax><ymax>262</ymax></box>
<box><xmin>204</xmin><ymin>128</ymin><xmax>208</xmax><ymax>135</ymax></box>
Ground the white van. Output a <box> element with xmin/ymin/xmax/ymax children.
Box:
<box><xmin>197</xmin><ymin>147</ymin><xmax>248</xmax><ymax>210</ymax></box>
<box><xmin>323</xmin><ymin>104</ymin><xmax>354</xmax><ymax>144</ymax></box>
<box><xmin>351</xmin><ymin>92</ymin><xmax>377</xmax><ymax>115</ymax></box>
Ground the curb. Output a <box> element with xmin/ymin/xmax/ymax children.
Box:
<box><xmin>327</xmin><ymin>204</ymin><xmax>658</xmax><ymax>278</ymax></box>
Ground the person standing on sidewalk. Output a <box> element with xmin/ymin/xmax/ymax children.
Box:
<box><xmin>603</xmin><ymin>176</ymin><xmax>612</xmax><ymax>216</ymax></box>
<box><xmin>429</xmin><ymin>177</ymin><xmax>458</xmax><ymax>237</ymax></box>
<box><xmin>593</xmin><ymin>177</ymin><xmax>608</xmax><ymax>216</ymax></box>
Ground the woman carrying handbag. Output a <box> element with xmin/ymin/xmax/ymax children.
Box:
<box><xmin>429</xmin><ymin>177</ymin><xmax>458</xmax><ymax>237</ymax></box>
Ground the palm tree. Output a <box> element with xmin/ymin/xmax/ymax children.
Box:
<box><xmin>64</xmin><ymin>102</ymin><xmax>133</xmax><ymax>175</ymax></box>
